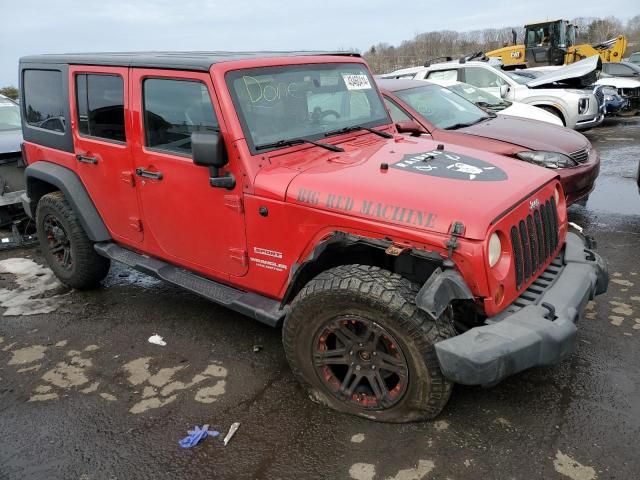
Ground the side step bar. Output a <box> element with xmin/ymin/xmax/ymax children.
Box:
<box><xmin>94</xmin><ymin>242</ymin><xmax>286</xmax><ymax>327</ymax></box>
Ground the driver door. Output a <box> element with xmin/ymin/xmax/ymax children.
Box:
<box><xmin>130</xmin><ymin>69</ymin><xmax>248</xmax><ymax>279</ymax></box>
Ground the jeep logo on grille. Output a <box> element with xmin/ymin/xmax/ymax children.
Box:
<box><xmin>530</xmin><ymin>199</ymin><xmax>541</xmax><ymax>210</ymax></box>
<box><xmin>393</xmin><ymin>150</ymin><xmax>508</xmax><ymax>181</ymax></box>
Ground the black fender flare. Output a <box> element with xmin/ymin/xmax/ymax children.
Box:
<box><xmin>24</xmin><ymin>162</ymin><xmax>111</xmax><ymax>242</ymax></box>
<box><xmin>416</xmin><ymin>268</ymin><xmax>474</xmax><ymax>319</ymax></box>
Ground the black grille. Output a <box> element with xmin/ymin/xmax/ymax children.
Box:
<box><xmin>569</xmin><ymin>147</ymin><xmax>589</xmax><ymax>164</ymax></box>
<box><xmin>511</xmin><ymin>197</ymin><xmax>559</xmax><ymax>290</ymax></box>
<box><xmin>594</xmin><ymin>86</ymin><xmax>605</xmax><ymax>106</ymax></box>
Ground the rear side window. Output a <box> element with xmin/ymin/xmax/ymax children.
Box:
<box><xmin>23</xmin><ymin>70</ymin><xmax>65</xmax><ymax>132</ymax></box>
<box><xmin>76</xmin><ymin>74</ymin><xmax>126</xmax><ymax>142</ymax></box>
<box><xmin>142</xmin><ymin>79</ymin><xmax>218</xmax><ymax>156</ymax></box>
<box><xmin>426</xmin><ymin>70</ymin><xmax>458</xmax><ymax>82</ymax></box>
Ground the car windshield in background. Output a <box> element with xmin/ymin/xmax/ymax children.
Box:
<box><xmin>0</xmin><ymin>98</ymin><xmax>21</xmax><ymax>131</ymax></box>
<box><xmin>446</xmin><ymin>83</ymin><xmax>511</xmax><ymax>112</ymax></box>
<box><xmin>227</xmin><ymin>63</ymin><xmax>389</xmax><ymax>151</ymax></box>
<box><xmin>505</xmin><ymin>72</ymin><xmax>533</xmax><ymax>85</ymax></box>
<box><xmin>395</xmin><ymin>84</ymin><xmax>491</xmax><ymax>130</ymax></box>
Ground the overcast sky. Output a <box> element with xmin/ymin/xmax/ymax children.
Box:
<box><xmin>1</xmin><ymin>0</ymin><xmax>637</xmax><ymax>86</ymax></box>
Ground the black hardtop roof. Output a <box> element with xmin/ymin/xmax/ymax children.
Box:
<box><xmin>20</xmin><ymin>51</ymin><xmax>361</xmax><ymax>71</ymax></box>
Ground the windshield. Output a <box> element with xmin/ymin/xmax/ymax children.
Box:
<box><xmin>395</xmin><ymin>84</ymin><xmax>491</xmax><ymax>130</ymax></box>
<box><xmin>227</xmin><ymin>63</ymin><xmax>390</xmax><ymax>152</ymax></box>
<box><xmin>0</xmin><ymin>98</ymin><xmax>21</xmax><ymax>131</ymax></box>
<box><xmin>504</xmin><ymin>71</ymin><xmax>533</xmax><ymax>85</ymax></box>
<box><xmin>446</xmin><ymin>83</ymin><xmax>511</xmax><ymax>111</ymax></box>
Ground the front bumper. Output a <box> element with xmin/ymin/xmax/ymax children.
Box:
<box><xmin>574</xmin><ymin>112</ymin><xmax>604</xmax><ymax>130</ymax></box>
<box><xmin>434</xmin><ymin>232</ymin><xmax>608</xmax><ymax>386</ymax></box>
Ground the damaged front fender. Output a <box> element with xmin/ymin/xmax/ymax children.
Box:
<box><xmin>416</xmin><ymin>268</ymin><xmax>474</xmax><ymax>319</ymax></box>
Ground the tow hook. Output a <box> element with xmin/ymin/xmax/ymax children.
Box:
<box><xmin>541</xmin><ymin>302</ymin><xmax>557</xmax><ymax>321</ymax></box>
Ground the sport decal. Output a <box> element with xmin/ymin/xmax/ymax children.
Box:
<box><xmin>392</xmin><ymin>150</ymin><xmax>508</xmax><ymax>181</ymax></box>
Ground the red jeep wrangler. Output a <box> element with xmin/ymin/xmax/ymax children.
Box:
<box><xmin>18</xmin><ymin>52</ymin><xmax>607</xmax><ymax>422</ymax></box>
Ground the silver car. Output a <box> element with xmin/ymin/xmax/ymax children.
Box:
<box><xmin>399</xmin><ymin>58</ymin><xmax>604</xmax><ymax>130</ymax></box>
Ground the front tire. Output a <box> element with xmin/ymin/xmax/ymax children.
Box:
<box><xmin>282</xmin><ymin>265</ymin><xmax>455</xmax><ymax>422</ymax></box>
<box><xmin>36</xmin><ymin>191</ymin><xmax>110</xmax><ymax>289</ymax></box>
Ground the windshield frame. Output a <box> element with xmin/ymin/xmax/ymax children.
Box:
<box><xmin>0</xmin><ymin>98</ymin><xmax>22</xmax><ymax>131</ymax></box>
<box><xmin>225</xmin><ymin>63</ymin><xmax>391</xmax><ymax>154</ymax></box>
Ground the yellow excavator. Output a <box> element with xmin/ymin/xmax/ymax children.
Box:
<box><xmin>486</xmin><ymin>19</ymin><xmax>627</xmax><ymax>69</ymax></box>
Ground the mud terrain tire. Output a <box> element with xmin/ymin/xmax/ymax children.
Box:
<box><xmin>36</xmin><ymin>191</ymin><xmax>110</xmax><ymax>289</ymax></box>
<box><xmin>283</xmin><ymin>264</ymin><xmax>455</xmax><ymax>422</ymax></box>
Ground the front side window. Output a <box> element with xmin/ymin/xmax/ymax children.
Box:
<box><xmin>143</xmin><ymin>79</ymin><xmax>219</xmax><ymax>156</ymax></box>
<box><xmin>226</xmin><ymin>63</ymin><xmax>389</xmax><ymax>152</ymax></box>
<box><xmin>76</xmin><ymin>74</ymin><xmax>126</xmax><ymax>142</ymax></box>
<box><xmin>463</xmin><ymin>68</ymin><xmax>506</xmax><ymax>88</ymax></box>
<box><xmin>426</xmin><ymin>70</ymin><xmax>458</xmax><ymax>82</ymax></box>
<box><xmin>23</xmin><ymin>69</ymin><xmax>65</xmax><ymax>132</ymax></box>
<box><xmin>394</xmin><ymin>84</ymin><xmax>491</xmax><ymax>130</ymax></box>
<box><xmin>0</xmin><ymin>98</ymin><xmax>21</xmax><ymax>131</ymax></box>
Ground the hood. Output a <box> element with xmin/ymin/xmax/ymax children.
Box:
<box><xmin>458</xmin><ymin>115</ymin><xmax>586</xmax><ymax>153</ymax></box>
<box><xmin>284</xmin><ymin>135</ymin><xmax>556</xmax><ymax>240</ymax></box>
<box><xmin>527</xmin><ymin>55</ymin><xmax>601</xmax><ymax>89</ymax></box>
<box><xmin>0</xmin><ymin>128</ymin><xmax>22</xmax><ymax>155</ymax></box>
<box><xmin>500</xmin><ymin>102</ymin><xmax>563</xmax><ymax>126</ymax></box>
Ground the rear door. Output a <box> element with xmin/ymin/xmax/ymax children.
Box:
<box><xmin>129</xmin><ymin>69</ymin><xmax>248</xmax><ymax>279</ymax></box>
<box><xmin>70</xmin><ymin>66</ymin><xmax>143</xmax><ymax>243</ymax></box>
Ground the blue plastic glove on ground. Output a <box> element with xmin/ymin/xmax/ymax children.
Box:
<box><xmin>179</xmin><ymin>425</ymin><xmax>220</xmax><ymax>448</ymax></box>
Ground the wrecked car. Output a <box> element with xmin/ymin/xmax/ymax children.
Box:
<box><xmin>19</xmin><ymin>51</ymin><xmax>608</xmax><ymax>422</ymax></box>
<box><xmin>0</xmin><ymin>94</ymin><xmax>27</xmax><ymax>227</ymax></box>
<box><xmin>378</xmin><ymin>79</ymin><xmax>600</xmax><ymax>206</ymax></box>
<box><xmin>393</xmin><ymin>55</ymin><xmax>605</xmax><ymax>130</ymax></box>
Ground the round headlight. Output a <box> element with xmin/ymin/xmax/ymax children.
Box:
<box><xmin>488</xmin><ymin>233</ymin><xmax>502</xmax><ymax>268</ymax></box>
<box><xmin>554</xmin><ymin>186</ymin><xmax>561</xmax><ymax>205</ymax></box>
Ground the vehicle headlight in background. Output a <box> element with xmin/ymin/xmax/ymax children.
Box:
<box><xmin>488</xmin><ymin>233</ymin><xmax>502</xmax><ymax>268</ymax></box>
<box><xmin>516</xmin><ymin>151</ymin><xmax>578</xmax><ymax>169</ymax></box>
<box><xmin>578</xmin><ymin>97</ymin><xmax>589</xmax><ymax>114</ymax></box>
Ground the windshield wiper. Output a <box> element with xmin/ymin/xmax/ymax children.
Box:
<box><xmin>255</xmin><ymin>138</ymin><xmax>344</xmax><ymax>152</ymax></box>
<box><xmin>324</xmin><ymin>125</ymin><xmax>393</xmax><ymax>139</ymax></box>
<box><xmin>444</xmin><ymin>116</ymin><xmax>494</xmax><ymax>130</ymax></box>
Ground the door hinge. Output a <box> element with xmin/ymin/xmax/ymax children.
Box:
<box><xmin>129</xmin><ymin>217</ymin><xmax>143</xmax><ymax>232</ymax></box>
<box><xmin>224</xmin><ymin>195</ymin><xmax>244</xmax><ymax>214</ymax></box>
<box><xmin>121</xmin><ymin>171</ymin><xmax>135</xmax><ymax>187</ymax></box>
<box><xmin>229</xmin><ymin>247</ymin><xmax>247</xmax><ymax>266</ymax></box>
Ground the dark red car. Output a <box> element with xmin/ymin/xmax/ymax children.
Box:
<box><xmin>378</xmin><ymin>79</ymin><xmax>600</xmax><ymax>205</ymax></box>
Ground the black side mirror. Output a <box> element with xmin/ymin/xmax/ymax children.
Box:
<box><xmin>191</xmin><ymin>132</ymin><xmax>235</xmax><ymax>189</ymax></box>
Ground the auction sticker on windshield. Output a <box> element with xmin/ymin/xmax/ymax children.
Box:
<box><xmin>342</xmin><ymin>74</ymin><xmax>372</xmax><ymax>90</ymax></box>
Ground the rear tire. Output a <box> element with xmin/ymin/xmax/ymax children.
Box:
<box><xmin>282</xmin><ymin>264</ymin><xmax>456</xmax><ymax>423</ymax></box>
<box><xmin>36</xmin><ymin>191</ymin><xmax>110</xmax><ymax>289</ymax></box>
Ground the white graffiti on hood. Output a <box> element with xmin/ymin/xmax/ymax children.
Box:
<box><xmin>446</xmin><ymin>162</ymin><xmax>496</xmax><ymax>180</ymax></box>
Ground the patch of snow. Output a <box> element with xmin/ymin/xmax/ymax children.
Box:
<box><xmin>0</xmin><ymin>258</ymin><xmax>67</xmax><ymax>316</ymax></box>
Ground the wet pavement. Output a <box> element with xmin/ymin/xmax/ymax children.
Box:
<box><xmin>1</xmin><ymin>118</ymin><xmax>639</xmax><ymax>480</ymax></box>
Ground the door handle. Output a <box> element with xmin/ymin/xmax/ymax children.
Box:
<box><xmin>76</xmin><ymin>154</ymin><xmax>98</xmax><ymax>164</ymax></box>
<box><xmin>135</xmin><ymin>168</ymin><xmax>163</xmax><ymax>180</ymax></box>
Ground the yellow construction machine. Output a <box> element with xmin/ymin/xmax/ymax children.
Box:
<box><xmin>487</xmin><ymin>19</ymin><xmax>627</xmax><ymax>69</ymax></box>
